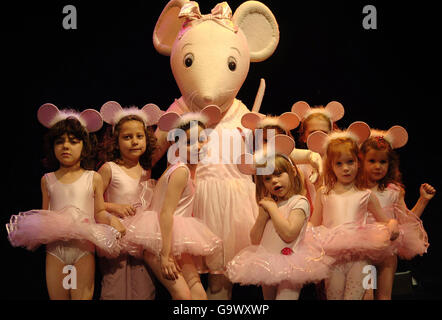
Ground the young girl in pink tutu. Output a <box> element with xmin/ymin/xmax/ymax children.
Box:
<box><xmin>6</xmin><ymin>104</ymin><xmax>124</xmax><ymax>300</ymax></box>
<box><xmin>359</xmin><ymin>126</ymin><xmax>435</xmax><ymax>300</ymax></box>
<box><xmin>226</xmin><ymin>135</ymin><xmax>334</xmax><ymax>300</ymax></box>
<box><xmin>97</xmin><ymin>101</ymin><xmax>163</xmax><ymax>300</ymax></box>
<box><xmin>307</xmin><ymin>122</ymin><xmax>400</xmax><ymax>300</ymax></box>
<box><xmin>122</xmin><ymin>107</ymin><xmax>223</xmax><ymax>300</ymax></box>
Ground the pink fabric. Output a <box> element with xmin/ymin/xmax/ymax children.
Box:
<box><xmin>6</xmin><ymin>171</ymin><xmax>120</xmax><ymax>257</ymax></box>
<box><xmin>100</xmin><ymin>162</ymin><xmax>156</xmax><ymax>300</ymax></box>
<box><xmin>226</xmin><ymin>195</ymin><xmax>334</xmax><ymax>286</ymax></box>
<box><xmin>122</xmin><ymin>163</ymin><xmax>223</xmax><ymax>273</ymax></box>
<box><xmin>193</xmin><ymin>99</ymin><xmax>259</xmax><ymax>267</ymax></box>
<box><xmin>367</xmin><ymin>184</ymin><xmax>429</xmax><ymax>260</ymax></box>
<box><xmin>312</xmin><ymin>189</ymin><xmax>392</xmax><ymax>263</ymax></box>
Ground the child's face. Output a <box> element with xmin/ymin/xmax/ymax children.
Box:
<box><xmin>332</xmin><ymin>151</ymin><xmax>358</xmax><ymax>185</ymax></box>
<box><xmin>363</xmin><ymin>148</ymin><xmax>389</xmax><ymax>183</ymax></box>
<box><xmin>54</xmin><ymin>133</ymin><xmax>83</xmax><ymax>167</ymax></box>
<box><xmin>184</xmin><ymin>124</ymin><xmax>206</xmax><ymax>162</ymax></box>
<box><xmin>263</xmin><ymin>170</ymin><xmax>292</xmax><ymax>200</ymax></box>
<box><xmin>118</xmin><ymin>120</ymin><xmax>147</xmax><ymax>161</ymax></box>
<box><xmin>302</xmin><ymin>117</ymin><xmax>331</xmax><ymax>143</ymax></box>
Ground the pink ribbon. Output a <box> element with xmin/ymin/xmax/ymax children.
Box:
<box><xmin>178</xmin><ymin>1</ymin><xmax>238</xmax><ymax>38</ymax></box>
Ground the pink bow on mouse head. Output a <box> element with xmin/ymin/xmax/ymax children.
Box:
<box><xmin>100</xmin><ymin>101</ymin><xmax>164</xmax><ymax>131</ymax></box>
<box><xmin>158</xmin><ymin>105</ymin><xmax>222</xmax><ymax>132</ymax></box>
<box><xmin>307</xmin><ymin>121</ymin><xmax>370</xmax><ymax>156</ymax></box>
<box><xmin>237</xmin><ymin>134</ymin><xmax>296</xmax><ymax>175</ymax></box>
<box><xmin>37</xmin><ymin>103</ymin><xmax>103</xmax><ymax>132</ymax></box>
<box><xmin>178</xmin><ymin>1</ymin><xmax>238</xmax><ymax>39</ymax></box>
<box><xmin>370</xmin><ymin>126</ymin><xmax>408</xmax><ymax>149</ymax></box>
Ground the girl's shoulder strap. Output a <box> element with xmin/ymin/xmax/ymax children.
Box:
<box><xmin>287</xmin><ymin>195</ymin><xmax>310</xmax><ymax>219</ymax></box>
<box><xmin>165</xmin><ymin>162</ymin><xmax>190</xmax><ymax>183</ymax></box>
<box><xmin>43</xmin><ymin>172</ymin><xmax>57</xmax><ymax>188</ymax></box>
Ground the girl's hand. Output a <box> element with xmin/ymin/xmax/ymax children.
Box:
<box><xmin>387</xmin><ymin>219</ymin><xmax>399</xmax><ymax>241</ymax></box>
<box><xmin>160</xmin><ymin>253</ymin><xmax>181</xmax><ymax>281</ymax></box>
<box><xmin>109</xmin><ymin>216</ymin><xmax>126</xmax><ymax>237</ymax></box>
<box><xmin>111</xmin><ymin>203</ymin><xmax>137</xmax><ymax>218</ymax></box>
<box><xmin>258</xmin><ymin>206</ymin><xmax>270</xmax><ymax>220</ymax></box>
<box><xmin>420</xmin><ymin>183</ymin><xmax>436</xmax><ymax>201</ymax></box>
<box><xmin>259</xmin><ymin>197</ymin><xmax>278</xmax><ymax>212</ymax></box>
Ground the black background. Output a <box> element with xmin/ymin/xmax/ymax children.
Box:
<box><xmin>1</xmin><ymin>0</ymin><xmax>441</xmax><ymax>300</ymax></box>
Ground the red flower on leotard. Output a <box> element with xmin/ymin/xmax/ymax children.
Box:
<box><xmin>281</xmin><ymin>247</ymin><xmax>293</xmax><ymax>255</ymax></box>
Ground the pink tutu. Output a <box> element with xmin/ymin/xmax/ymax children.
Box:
<box><xmin>120</xmin><ymin>210</ymin><xmax>223</xmax><ymax>273</ymax></box>
<box><xmin>366</xmin><ymin>205</ymin><xmax>429</xmax><ymax>260</ymax></box>
<box><xmin>312</xmin><ymin>218</ymin><xmax>393</xmax><ymax>263</ymax></box>
<box><xmin>226</xmin><ymin>228</ymin><xmax>335</xmax><ymax>286</ymax></box>
<box><xmin>6</xmin><ymin>206</ymin><xmax>121</xmax><ymax>258</ymax></box>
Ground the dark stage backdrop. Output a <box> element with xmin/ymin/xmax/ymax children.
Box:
<box><xmin>1</xmin><ymin>1</ymin><xmax>441</xmax><ymax>300</ymax></box>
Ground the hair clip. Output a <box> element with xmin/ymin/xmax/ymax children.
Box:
<box><xmin>370</xmin><ymin>126</ymin><xmax>408</xmax><ymax>149</ymax></box>
<box><xmin>291</xmin><ymin>101</ymin><xmax>345</xmax><ymax>125</ymax></box>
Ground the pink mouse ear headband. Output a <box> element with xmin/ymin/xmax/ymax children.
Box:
<box><xmin>291</xmin><ymin>101</ymin><xmax>345</xmax><ymax>127</ymax></box>
<box><xmin>241</xmin><ymin>111</ymin><xmax>300</xmax><ymax>133</ymax></box>
<box><xmin>158</xmin><ymin>105</ymin><xmax>222</xmax><ymax>132</ymax></box>
<box><xmin>237</xmin><ymin>134</ymin><xmax>296</xmax><ymax>175</ymax></box>
<box><xmin>100</xmin><ymin>101</ymin><xmax>164</xmax><ymax>132</ymax></box>
<box><xmin>307</xmin><ymin>121</ymin><xmax>371</xmax><ymax>156</ymax></box>
<box><xmin>37</xmin><ymin>103</ymin><xmax>103</xmax><ymax>132</ymax></box>
<box><xmin>369</xmin><ymin>126</ymin><xmax>408</xmax><ymax>149</ymax></box>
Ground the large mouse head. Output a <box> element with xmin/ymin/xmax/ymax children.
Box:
<box><xmin>153</xmin><ymin>1</ymin><xmax>279</xmax><ymax>113</ymax></box>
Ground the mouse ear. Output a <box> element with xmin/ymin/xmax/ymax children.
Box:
<box><xmin>279</xmin><ymin>112</ymin><xmax>300</xmax><ymax>131</ymax></box>
<box><xmin>325</xmin><ymin>101</ymin><xmax>345</xmax><ymax>122</ymax></box>
<box><xmin>236</xmin><ymin>153</ymin><xmax>256</xmax><ymax>175</ymax></box>
<box><xmin>100</xmin><ymin>101</ymin><xmax>123</xmax><ymax>125</ymax></box>
<box><xmin>273</xmin><ymin>134</ymin><xmax>295</xmax><ymax>157</ymax></box>
<box><xmin>80</xmin><ymin>109</ymin><xmax>103</xmax><ymax>132</ymax></box>
<box><xmin>141</xmin><ymin>103</ymin><xmax>164</xmax><ymax>126</ymax></box>
<box><xmin>37</xmin><ymin>103</ymin><xmax>60</xmax><ymax>128</ymax></box>
<box><xmin>307</xmin><ymin>131</ymin><xmax>328</xmax><ymax>156</ymax></box>
<box><xmin>201</xmin><ymin>105</ymin><xmax>222</xmax><ymax>127</ymax></box>
<box><xmin>386</xmin><ymin>125</ymin><xmax>408</xmax><ymax>149</ymax></box>
<box><xmin>348</xmin><ymin>121</ymin><xmax>371</xmax><ymax>144</ymax></box>
<box><xmin>158</xmin><ymin>112</ymin><xmax>181</xmax><ymax>131</ymax></box>
<box><xmin>241</xmin><ymin>112</ymin><xmax>263</xmax><ymax>130</ymax></box>
<box><xmin>291</xmin><ymin>101</ymin><xmax>311</xmax><ymax>120</ymax></box>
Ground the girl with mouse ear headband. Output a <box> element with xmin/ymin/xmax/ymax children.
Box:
<box><xmin>121</xmin><ymin>107</ymin><xmax>223</xmax><ymax>300</ymax></box>
<box><xmin>359</xmin><ymin>125</ymin><xmax>432</xmax><ymax>300</ymax></box>
<box><xmin>226</xmin><ymin>134</ymin><xmax>334</xmax><ymax>300</ymax></box>
<box><xmin>97</xmin><ymin>101</ymin><xmax>164</xmax><ymax>300</ymax></box>
<box><xmin>6</xmin><ymin>103</ymin><xmax>123</xmax><ymax>300</ymax></box>
<box><xmin>307</xmin><ymin>121</ymin><xmax>400</xmax><ymax>300</ymax></box>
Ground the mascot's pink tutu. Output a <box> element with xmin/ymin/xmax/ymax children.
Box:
<box><xmin>6</xmin><ymin>205</ymin><xmax>121</xmax><ymax>258</ymax></box>
<box><xmin>226</xmin><ymin>195</ymin><xmax>335</xmax><ymax>286</ymax></box>
<box><xmin>121</xmin><ymin>163</ymin><xmax>223</xmax><ymax>273</ymax></box>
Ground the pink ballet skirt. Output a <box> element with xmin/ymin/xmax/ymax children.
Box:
<box><xmin>226</xmin><ymin>195</ymin><xmax>335</xmax><ymax>286</ymax></box>
<box><xmin>226</xmin><ymin>227</ymin><xmax>334</xmax><ymax>286</ymax></box>
<box><xmin>6</xmin><ymin>205</ymin><xmax>121</xmax><ymax>258</ymax></box>
<box><xmin>311</xmin><ymin>219</ymin><xmax>392</xmax><ymax>263</ymax></box>
<box><xmin>367</xmin><ymin>204</ymin><xmax>429</xmax><ymax>260</ymax></box>
<box><xmin>121</xmin><ymin>211</ymin><xmax>223</xmax><ymax>272</ymax></box>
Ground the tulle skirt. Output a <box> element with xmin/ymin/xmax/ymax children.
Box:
<box><xmin>6</xmin><ymin>206</ymin><xmax>121</xmax><ymax>258</ymax></box>
<box><xmin>121</xmin><ymin>210</ymin><xmax>224</xmax><ymax>273</ymax></box>
<box><xmin>225</xmin><ymin>227</ymin><xmax>335</xmax><ymax>286</ymax></box>
<box><xmin>311</xmin><ymin>219</ymin><xmax>393</xmax><ymax>263</ymax></box>
<box><xmin>367</xmin><ymin>205</ymin><xmax>429</xmax><ymax>260</ymax></box>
